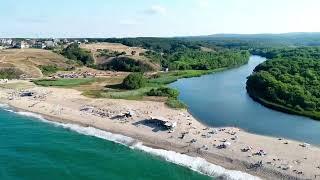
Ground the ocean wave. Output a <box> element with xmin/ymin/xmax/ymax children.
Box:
<box><xmin>0</xmin><ymin>103</ymin><xmax>9</xmax><ymax>109</ymax></box>
<box><xmin>15</xmin><ymin>111</ymin><xmax>47</xmax><ymax>121</ymax></box>
<box><xmin>133</xmin><ymin>144</ymin><xmax>259</xmax><ymax>180</ymax></box>
<box><xmin>4</xmin><ymin>108</ymin><xmax>260</xmax><ymax>180</ymax></box>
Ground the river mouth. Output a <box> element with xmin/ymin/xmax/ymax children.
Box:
<box><xmin>170</xmin><ymin>55</ymin><xmax>320</xmax><ymax>145</ymax></box>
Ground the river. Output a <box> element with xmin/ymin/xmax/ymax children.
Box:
<box><xmin>170</xmin><ymin>55</ymin><xmax>320</xmax><ymax>145</ymax></box>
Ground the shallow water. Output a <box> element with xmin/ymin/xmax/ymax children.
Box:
<box><xmin>0</xmin><ymin>108</ymin><xmax>211</xmax><ymax>180</ymax></box>
<box><xmin>170</xmin><ymin>56</ymin><xmax>320</xmax><ymax>145</ymax></box>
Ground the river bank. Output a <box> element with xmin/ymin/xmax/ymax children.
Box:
<box><xmin>1</xmin><ymin>82</ymin><xmax>320</xmax><ymax>179</ymax></box>
<box><xmin>170</xmin><ymin>55</ymin><xmax>320</xmax><ymax>145</ymax></box>
<box><xmin>246</xmin><ymin>88</ymin><xmax>320</xmax><ymax>121</ymax></box>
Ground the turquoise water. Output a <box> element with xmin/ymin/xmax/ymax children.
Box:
<box><xmin>170</xmin><ymin>56</ymin><xmax>320</xmax><ymax>145</ymax></box>
<box><xmin>0</xmin><ymin>108</ymin><xmax>211</xmax><ymax>180</ymax></box>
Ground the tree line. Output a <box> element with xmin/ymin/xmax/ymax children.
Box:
<box><xmin>246</xmin><ymin>47</ymin><xmax>320</xmax><ymax>119</ymax></box>
<box><xmin>101</xmin><ymin>38</ymin><xmax>250</xmax><ymax>71</ymax></box>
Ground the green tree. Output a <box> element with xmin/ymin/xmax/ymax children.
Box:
<box><xmin>122</xmin><ymin>73</ymin><xmax>146</xmax><ymax>89</ymax></box>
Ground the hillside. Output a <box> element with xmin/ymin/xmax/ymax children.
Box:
<box><xmin>0</xmin><ymin>49</ymin><xmax>74</xmax><ymax>78</ymax></box>
<box><xmin>180</xmin><ymin>32</ymin><xmax>320</xmax><ymax>49</ymax></box>
<box><xmin>80</xmin><ymin>42</ymin><xmax>160</xmax><ymax>71</ymax></box>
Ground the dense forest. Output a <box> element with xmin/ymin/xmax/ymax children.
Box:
<box><xmin>145</xmin><ymin>49</ymin><xmax>249</xmax><ymax>70</ymax></box>
<box><xmin>97</xmin><ymin>56</ymin><xmax>156</xmax><ymax>72</ymax></box>
<box><xmin>246</xmin><ymin>47</ymin><xmax>320</xmax><ymax>119</ymax></box>
<box><xmin>182</xmin><ymin>33</ymin><xmax>320</xmax><ymax>49</ymax></box>
<box><xmin>90</xmin><ymin>37</ymin><xmax>203</xmax><ymax>53</ymax></box>
<box><xmin>100</xmin><ymin>38</ymin><xmax>250</xmax><ymax>71</ymax></box>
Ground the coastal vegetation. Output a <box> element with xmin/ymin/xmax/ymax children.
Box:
<box><xmin>246</xmin><ymin>47</ymin><xmax>320</xmax><ymax>119</ymax></box>
<box><xmin>182</xmin><ymin>33</ymin><xmax>320</xmax><ymax>49</ymax></box>
<box><xmin>147</xmin><ymin>87</ymin><xmax>179</xmax><ymax>99</ymax></box>
<box><xmin>97</xmin><ymin>56</ymin><xmax>156</xmax><ymax>72</ymax></box>
<box><xmin>33</xmin><ymin>78</ymin><xmax>96</xmax><ymax>87</ymax></box>
<box><xmin>0</xmin><ymin>68</ymin><xmax>23</xmax><ymax>79</ymax></box>
<box><xmin>102</xmin><ymin>38</ymin><xmax>250</xmax><ymax>70</ymax></box>
<box><xmin>121</xmin><ymin>73</ymin><xmax>146</xmax><ymax>90</ymax></box>
<box><xmin>61</xmin><ymin>43</ymin><xmax>94</xmax><ymax>65</ymax></box>
<box><xmin>165</xmin><ymin>98</ymin><xmax>187</xmax><ymax>109</ymax></box>
<box><xmin>145</xmin><ymin>49</ymin><xmax>249</xmax><ymax>70</ymax></box>
<box><xmin>0</xmin><ymin>49</ymin><xmax>73</xmax><ymax>78</ymax></box>
<box><xmin>39</xmin><ymin>65</ymin><xmax>59</xmax><ymax>75</ymax></box>
<box><xmin>48</xmin><ymin>39</ymin><xmax>250</xmax><ymax>109</ymax></box>
<box><xmin>30</xmin><ymin>35</ymin><xmax>320</xmax><ymax>111</ymax></box>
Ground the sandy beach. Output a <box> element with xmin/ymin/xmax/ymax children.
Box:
<box><xmin>1</xmin><ymin>81</ymin><xmax>320</xmax><ymax>180</ymax></box>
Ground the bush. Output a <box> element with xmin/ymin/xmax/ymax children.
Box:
<box><xmin>61</xmin><ymin>43</ymin><xmax>94</xmax><ymax>65</ymax></box>
<box><xmin>0</xmin><ymin>68</ymin><xmax>23</xmax><ymax>79</ymax></box>
<box><xmin>166</xmin><ymin>98</ymin><xmax>187</xmax><ymax>109</ymax></box>
<box><xmin>122</xmin><ymin>73</ymin><xmax>146</xmax><ymax>90</ymax></box>
<box><xmin>39</xmin><ymin>65</ymin><xmax>59</xmax><ymax>75</ymax></box>
<box><xmin>147</xmin><ymin>87</ymin><xmax>179</xmax><ymax>98</ymax></box>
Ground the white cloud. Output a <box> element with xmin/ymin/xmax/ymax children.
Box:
<box><xmin>144</xmin><ymin>5</ymin><xmax>167</xmax><ymax>15</ymax></box>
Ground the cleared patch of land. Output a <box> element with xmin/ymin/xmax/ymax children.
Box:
<box><xmin>0</xmin><ymin>80</ymin><xmax>35</xmax><ymax>90</ymax></box>
<box><xmin>80</xmin><ymin>42</ymin><xmax>160</xmax><ymax>71</ymax></box>
<box><xmin>0</xmin><ymin>49</ymin><xmax>74</xmax><ymax>78</ymax></box>
<box><xmin>200</xmin><ymin>46</ymin><xmax>215</xmax><ymax>52</ymax></box>
<box><xmin>80</xmin><ymin>42</ymin><xmax>147</xmax><ymax>59</ymax></box>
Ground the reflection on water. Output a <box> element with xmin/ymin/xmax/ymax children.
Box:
<box><xmin>170</xmin><ymin>56</ymin><xmax>320</xmax><ymax>145</ymax></box>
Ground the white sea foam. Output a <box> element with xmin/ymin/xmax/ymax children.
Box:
<box><xmin>3</xmin><ymin>108</ymin><xmax>260</xmax><ymax>180</ymax></box>
<box><xmin>15</xmin><ymin>111</ymin><xmax>47</xmax><ymax>121</ymax></box>
<box><xmin>133</xmin><ymin>144</ymin><xmax>259</xmax><ymax>180</ymax></box>
<box><xmin>0</xmin><ymin>103</ymin><xmax>9</xmax><ymax>109</ymax></box>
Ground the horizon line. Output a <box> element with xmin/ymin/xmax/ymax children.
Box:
<box><xmin>1</xmin><ymin>32</ymin><xmax>320</xmax><ymax>39</ymax></box>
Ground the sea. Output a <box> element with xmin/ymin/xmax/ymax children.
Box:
<box><xmin>0</xmin><ymin>104</ymin><xmax>258</xmax><ymax>180</ymax></box>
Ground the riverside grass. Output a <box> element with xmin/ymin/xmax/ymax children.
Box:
<box><xmin>33</xmin><ymin>78</ymin><xmax>96</xmax><ymax>87</ymax></box>
<box><xmin>82</xmin><ymin>70</ymin><xmax>224</xmax><ymax>108</ymax></box>
<box><xmin>33</xmin><ymin>69</ymin><xmax>227</xmax><ymax>109</ymax></box>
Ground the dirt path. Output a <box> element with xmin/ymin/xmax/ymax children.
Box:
<box><xmin>0</xmin><ymin>55</ymin><xmax>6</xmax><ymax>62</ymax></box>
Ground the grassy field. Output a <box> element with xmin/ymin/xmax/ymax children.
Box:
<box><xmin>33</xmin><ymin>78</ymin><xmax>96</xmax><ymax>87</ymax></box>
<box><xmin>148</xmin><ymin>69</ymin><xmax>226</xmax><ymax>85</ymax></box>
<box><xmin>0</xmin><ymin>49</ymin><xmax>74</xmax><ymax>78</ymax></box>
<box><xmin>32</xmin><ymin>69</ymin><xmax>225</xmax><ymax>109</ymax></box>
<box><xmin>83</xmin><ymin>87</ymin><xmax>155</xmax><ymax>100</ymax></box>
<box><xmin>0</xmin><ymin>81</ymin><xmax>35</xmax><ymax>90</ymax></box>
<box><xmin>81</xmin><ymin>70</ymin><xmax>225</xmax><ymax>108</ymax></box>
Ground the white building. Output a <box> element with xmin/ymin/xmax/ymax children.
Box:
<box><xmin>33</xmin><ymin>41</ymin><xmax>46</xmax><ymax>49</ymax></box>
<box><xmin>0</xmin><ymin>38</ymin><xmax>13</xmax><ymax>46</ymax></box>
<box><xmin>53</xmin><ymin>38</ymin><xmax>60</xmax><ymax>44</ymax></box>
<box><xmin>44</xmin><ymin>40</ymin><xmax>55</xmax><ymax>48</ymax></box>
<box><xmin>17</xmin><ymin>41</ymin><xmax>29</xmax><ymax>49</ymax></box>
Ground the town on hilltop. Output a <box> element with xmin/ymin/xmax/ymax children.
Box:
<box><xmin>0</xmin><ymin>38</ymin><xmax>89</xmax><ymax>50</ymax></box>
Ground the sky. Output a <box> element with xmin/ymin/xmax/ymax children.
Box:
<box><xmin>1</xmin><ymin>0</ymin><xmax>320</xmax><ymax>38</ymax></box>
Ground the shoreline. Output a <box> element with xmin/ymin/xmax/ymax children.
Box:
<box><xmin>246</xmin><ymin>87</ymin><xmax>320</xmax><ymax>121</ymax></box>
<box><xmin>2</xmin><ymin>104</ymin><xmax>261</xmax><ymax>180</ymax></box>
<box><xmin>1</xmin><ymin>84</ymin><xmax>320</xmax><ymax>179</ymax></box>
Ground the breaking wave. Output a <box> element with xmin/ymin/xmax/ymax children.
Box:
<box><xmin>2</xmin><ymin>106</ymin><xmax>260</xmax><ymax>180</ymax></box>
